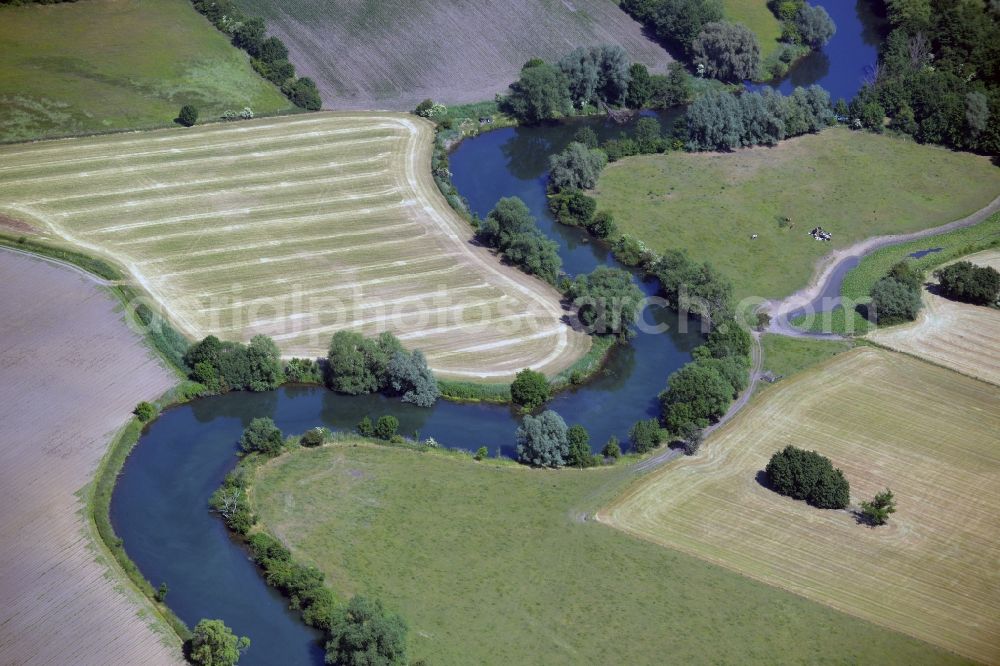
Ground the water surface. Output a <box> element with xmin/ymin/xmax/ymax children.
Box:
<box><xmin>749</xmin><ymin>0</ymin><xmax>888</xmax><ymax>102</ymax></box>
<box><xmin>113</xmin><ymin>115</ymin><xmax>701</xmax><ymax>665</ymax></box>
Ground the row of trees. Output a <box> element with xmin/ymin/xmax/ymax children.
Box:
<box><xmin>868</xmin><ymin>260</ymin><xmax>923</xmax><ymax>325</ymax></box>
<box><xmin>190</xmin><ymin>0</ymin><xmax>321</xmax><ymax>110</ymax></box>
<box><xmin>184</xmin><ymin>334</ymin><xmax>284</xmax><ymax>393</ymax></box>
<box><xmin>326</xmin><ymin>330</ymin><xmax>439</xmax><ymax>407</ymax></box>
<box><xmin>501</xmin><ymin>49</ymin><xmax>693</xmax><ymax>123</ymax></box>
<box><xmin>686</xmin><ymin>85</ymin><xmax>833</xmax><ymax>150</ymax></box>
<box><xmin>847</xmin><ymin>0</ymin><xmax>1000</xmax><ymax>154</ymax></box>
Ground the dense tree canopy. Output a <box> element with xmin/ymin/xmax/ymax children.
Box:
<box><xmin>764</xmin><ymin>445</ymin><xmax>850</xmax><ymax>509</ymax></box>
<box><xmin>869</xmin><ymin>276</ymin><xmax>922</xmax><ymax>324</ymax></box>
<box><xmin>326</xmin><ymin>331</ymin><xmax>402</xmax><ymax>395</ymax></box>
<box><xmin>622</xmin><ymin>0</ymin><xmax>725</xmax><ymax>57</ymax></box>
<box><xmin>659</xmin><ymin>362</ymin><xmax>734</xmax><ymax>432</ymax></box>
<box><xmin>325</xmin><ymin>596</ymin><xmax>408</xmax><ymax>666</ymax></box>
<box><xmin>184</xmin><ymin>334</ymin><xmax>284</xmax><ymax>393</ymax></box>
<box><xmin>629</xmin><ymin>418</ymin><xmax>663</xmax><ymax>453</ymax></box>
<box><xmin>849</xmin><ymin>0</ymin><xmax>1000</xmax><ymax>154</ymax></box>
<box><xmin>692</xmin><ymin>21</ymin><xmax>761</xmax><ymax>82</ymax></box>
<box><xmin>567</xmin><ymin>266</ymin><xmax>643</xmax><ymax>339</ymax></box>
<box><xmin>558</xmin><ymin>45</ymin><xmax>632</xmax><ymax>107</ymax></box>
<box><xmin>566</xmin><ymin>424</ymin><xmax>596</xmax><ymax>467</ymax></box>
<box><xmin>510</xmin><ymin>368</ymin><xmax>551</xmax><ymax>410</ymax></box>
<box><xmin>516</xmin><ymin>410</ymin><xmax>570</xmax><ymax>467</ymax></box>
<box><xmin>240</xmin><ymin>417</ymin><xmax>284</xmax><ymax>457</ymax></box>
<box><xmin>795</xmin><ymin>4</ymin><xmax>836</xmax><ymax>47</ymax></box>
<box><xmin>189</xmin><ymin>619</ymin><xmax>250</xmax><ymax>666</ymax></box>
<box><xmin>548</xmin><ymin>142</ymin><xmax>608</xmax><ymax>192</ymax></box>
<box><xmin>934</xmin><ymin>261</ymin><xmax>1000</xmax><ymax>305</ymax></box>
<box><xmin>387</xmin><ymin>349</ymin><xmax>439</xmax><ymax>407</ymax></box>
<box><xmin>686</xmin><ymin>86</ymin><xmax>831</xmax><ymax>151</ymax></box>
<box><xmin>503</xmin><ymin>62</ymin><xmax>573</xmax><ymax>123</ymax></box>
<box><xmin>478</xmin><ymin>197</ymin><xmax>562</xmax><ymax>283</ymax></box>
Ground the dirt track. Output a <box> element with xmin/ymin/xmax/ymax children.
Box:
<box><xmin>765</xmin><ymin>194</ymin><xmax>1000</xmax><ymax>337</ymax></box>
<box><xmin>0</xmin><ymin>249</ymin><xmax>181</xmax><ymax>665</ymax></box>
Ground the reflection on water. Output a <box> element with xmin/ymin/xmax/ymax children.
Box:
<box><xmin>749</xmin><ymin>0</ymin><xmax>888</xmax><ymax>101</ymax></box>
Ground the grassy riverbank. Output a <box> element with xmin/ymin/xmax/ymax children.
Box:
<box><xmin>593</xmin><ymin>128</ymin><xmax>1000</xmax><ymax>301</ymax></box>
<box><xmin>252</xmin><ymin>440</ymin><xmax>960</xmax><ymax>665</ymax></box>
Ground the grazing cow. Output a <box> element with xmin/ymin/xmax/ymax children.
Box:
<box><xmin>751</xmin><ymin>233</ymin><xmax>758</xmax><ymax>240</ymax></box>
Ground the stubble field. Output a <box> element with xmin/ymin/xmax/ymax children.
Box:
<box><xmin>0</xmin><ymin>112</ymin><xmax>588</xmax><ymax>379</ymax></box>
<box><xmin>601</xmin><ymin>347</ymin><xmax>1000</xmax><ymax>663</ymax></box>
<box><xmin>868</xmin><ymin>249</ymin><xmax>1000</xmax><ymax>386</ymax></box>
<box><xmin>0</xmin><ymin>250</ymin><xmax>180</xmax><ymax>665</ymax></box>
<box><xmin>234</xmin><ymin>0</ymin><xmax>674</xmax><ymax>110</ymax></box>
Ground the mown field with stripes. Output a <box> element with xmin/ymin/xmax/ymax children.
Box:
<box><xmin>0</xmin><ymin>112</ymin><xmax>588</xmax><ymax>379</ymax></box>
<box><xmin>600</xmin><ymin>348</ymin><xmax>1000</xmax><ymax>663</ymax></box>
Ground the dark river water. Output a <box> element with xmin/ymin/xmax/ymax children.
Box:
<box><xmin>748</xmin><ymin>0</ymin><xmax>887</xmax><ymax>102</ymax></box>
<box><xmin>111</xmin><ymin>6</ymin><xmax>885</xmax><ymax>657</ymax></box>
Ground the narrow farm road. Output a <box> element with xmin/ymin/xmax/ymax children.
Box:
<box><xmin>631</xmin><ymin>332</ymin><xmax>763</xmax><ymax>475</ymax></box>
<box><xmin>765</xmin><ymin>193</ymin><xmax>1000</xmax><ymax>338</ymax></box>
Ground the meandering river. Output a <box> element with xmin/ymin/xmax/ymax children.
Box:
<box><xmin>111</xmin><ymin>8</ymin><xmax>882</xmax><ymax>659</ymax></box>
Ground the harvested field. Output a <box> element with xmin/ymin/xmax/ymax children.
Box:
<box><xmin>601</xmin><ymin>347</ymin><xmax>1000</xmax><ymax>663</ymax></box>
<box><xmin>0</xmin><ymin>112</ymin><xmax>588</xmax><ymax>379</ymax></box>
<box><xmin>0</xmin><ymin>250</ymin><xmax>180</xmax><ymax>664</ymax></box>
<box><xmin>0</xmin><ymin>0</ymin><xmax>290</xmax><ymax>143</ymax></box>
<box><xmin>234</xmin><ymin>0</ymin><xmax>675</xmax><ymax>110</ymax></box>
<box><xmin>868</xmin><ymin>249</ymin><xmax>1000</xmax><ymax>386</ymax></box>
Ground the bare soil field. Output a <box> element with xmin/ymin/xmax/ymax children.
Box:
<box><xmin>234</xmin><ymin>0</ymin><xmax>674</xmax><ymax>110</ymax></box>
<box><xmin>0</xmin><ymin>112</ymin><xmax>589</xmax><ymax>379</ymax></box>
<box><xmin>600</xmin><ymin>347</ymin><xmax>1000</xmax><ymax>663</ymax></box>
<box><xmin>868</xmin><ymin>249</ymin><xmax>1000</xmax><ymax>386</ymax></box>
<box><xmin>0</xmin><ymin>250</ymin><xmax>180</xmax><ymax>664</ymax></box>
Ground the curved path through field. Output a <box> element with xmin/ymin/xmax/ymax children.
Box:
<box><xmin>764</xmin><ymin>194</ymin><xmax>1000</xmax><ymax>338</ymax></box>
<box><xmin>0</xmin><ymin>249</ymin><xmax>181</xmax><ymax>665</ymax></box>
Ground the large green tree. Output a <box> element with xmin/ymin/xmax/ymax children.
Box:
<box><xmin>567</xmin><ymin>266</ymin><xmax>643</xmax><ymax>339</ymax></box>
<box><xmin>868</xmin><ymin>277</ymin><xmax>922</xmax><ymax>325</ymax></box>
<box><xmin>659</xmin><ymin>362</ymin><xmax>733</xmax><ymax>433</ymax></box>
<box><xmin>189</xmin><ymin>619</ymin><xmax>250</xmax><ymax>666</ymax></box>
<box><xmin>764</xmin><ymin>445</ymin><xmax>850</xmax><ymax>509</ymax></box>
<box><xmin>239</xmin><ymin>417</ymin><xmax>284</xmax><ymax>457</ymax></box>
<box><xmin>692</xmin><ymin>21</ymin><xmax>761</xmax><ymax>82</ymax></box>
<box><xmin>510</xmin><ymin>368</ymin><xmax>550</xmax><ymax>410</ymax></box>
<box><xmin>327</xmin><ymin>331</ymin><xmax>403</xmax><ymax>395</ymax></box>
<box><xmin>504</xmin><ymin>62</ymin><xmax>572</xmax><ymax>123</ymax></box>
<box><xmin>516</xmin><ymin>410</ymin><xmax>570</xmax><ymax>467</ymax></box>
<box><xmin>325</xmin><ymin>596</ymin><xmax>408</xmax><ymax>666</ymax></box>
<box><xmin>548</xmin><ymin>142</ymin><xmax>608</xmax><ymax>191</ymax></box>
